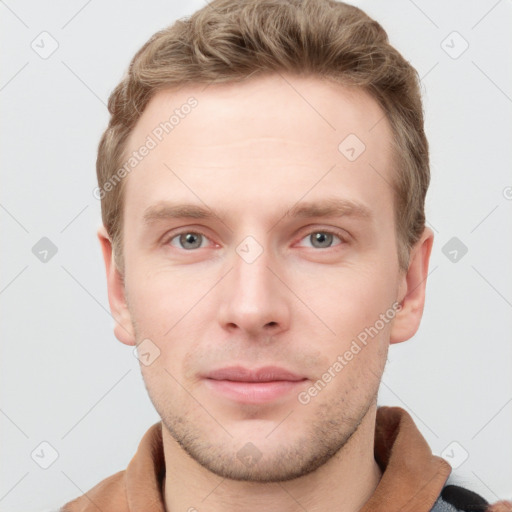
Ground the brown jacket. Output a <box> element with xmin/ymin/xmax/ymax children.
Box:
<box><xmin>61</xmin><ymin>406</ymin><xmax>511</xmax><ymax>512</ymax></box>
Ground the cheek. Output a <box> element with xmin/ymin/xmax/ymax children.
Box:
<box><xmin>126</xmin><ymin>270</ymin><xmax>212</xmax><ymax>376</ymax></box>
<box><xmin>125</xmin><ymin>266</ymin><xmax>198</xmax><ymax>337</ymax></box>
<box><xmin>303</xmin><ymin>262</ymin><xmax>398</xmax><ymax>340</ymax></box>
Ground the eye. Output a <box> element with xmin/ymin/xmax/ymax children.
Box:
<box><xmin>167</xmin><ymin>231</ymin><xmax>211</xmax><ymax>250</ymax></box>
<box><xmin>297</xmin><ymin>230</ymin><xmax>345</xmax><ymax>249</ymax></box>
<box><xmin>164</xmin><ymin>228</ymin><xmax>346</xmax><ymax>252</ymax></box>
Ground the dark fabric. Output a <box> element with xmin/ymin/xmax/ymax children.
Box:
<box><xmin>441</xmin><ymin>485</ymin><xmax>489</xmax><ymax>512</ymax></box>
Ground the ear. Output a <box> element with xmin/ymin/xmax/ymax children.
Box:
<box><xmin>390</xmin><ymin>227</ymin><xmax>434</xmax><ymax>344</ymax></box>
<box><xmin>97</xmin><ymin>225</ymin><xmax>136</xmax><ymax>346</ymax></box>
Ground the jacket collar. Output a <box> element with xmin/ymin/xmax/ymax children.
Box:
<box><xmin>62</xmin><ymin>406</ymin><xmax>451</xmax><ymax>511</ymax></box>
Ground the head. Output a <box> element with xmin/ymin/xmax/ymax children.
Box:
<box><xmin>97</xmin><ymin>0</ymin><xmax>433</xmax><ymax>482</ymax></box>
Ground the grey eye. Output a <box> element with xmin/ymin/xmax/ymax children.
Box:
<box><xmin>175</xmin><ymin>232</ymin><xmax>204</xmax><ymax>250</ymax></box>
<box><xmin>309</xmin><ymin>232</ymin><xmax>335</xmax><ymax>248</ymax></box>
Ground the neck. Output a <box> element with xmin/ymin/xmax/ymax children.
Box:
<box><xmin>162</xmin><ymin>404</ymin><xmax>382</xmax><ymax>512</ymax></box>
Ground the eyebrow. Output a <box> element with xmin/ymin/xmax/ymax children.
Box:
<box><xmin>142</xmin><ymin>197</ymin><xmax>372</xmax><ymax>226</ymax></box>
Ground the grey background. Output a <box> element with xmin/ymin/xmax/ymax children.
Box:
<box><xmin>1</xmin><ymin>0</ymin><xmax>511</xmax><ymax>510</ymax></box>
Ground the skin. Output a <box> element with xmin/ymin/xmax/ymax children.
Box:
<box><xmin>98</xmin><ymin>73</ymin><xmax>433</xmax><ymax>512</ymax></box>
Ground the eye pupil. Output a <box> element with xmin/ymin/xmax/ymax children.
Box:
<box><xmin>311</xmin><ymin>232</ymin><xmax>333</xmax><ymax>248</ymax></box>
<box><xmin>180</xmin><ymin>232</ymin><xmax>202</xmax><ymax>249</ymax></box>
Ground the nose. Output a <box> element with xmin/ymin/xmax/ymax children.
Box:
<box><xmin>217</xmin><ymin>237</ymin><xmax>291</xmax><ymax>341</ymax></box>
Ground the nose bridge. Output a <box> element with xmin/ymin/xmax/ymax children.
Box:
<box><xmin>217</xmin><ymin>231</ymin><xmax>289</xmax><ymax>335</ymax></box>
<box><xmin>236</xmin><ymin>238</ymin><xmax>273</xmax><ymax>295</ymax></box>
<box><xmin>233</xmin><ymin>233</ymin><xmax>278</xmax><ymax>306</ymax></box>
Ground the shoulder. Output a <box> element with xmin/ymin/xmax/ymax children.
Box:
<box><xmin>59</xmin><ymin>470</ymin><xmax>127</xmax><ymax>511</ymax></box>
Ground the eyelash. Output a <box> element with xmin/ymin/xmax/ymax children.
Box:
<box><xmin>163</xmin><ymin>228</ymin><xmax>347</xmax><ymax>251</ymax></box>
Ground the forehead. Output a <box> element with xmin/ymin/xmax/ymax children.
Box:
<box><xmin>122</xmin><ymin>73</ymin><xmax>395</xmax><ymax>226</ymax></box>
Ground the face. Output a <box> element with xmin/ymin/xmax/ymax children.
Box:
<box><xmin>103</xmin><ymin>74</ymin><xmax>424</xmax><ymax>482</ymax></box>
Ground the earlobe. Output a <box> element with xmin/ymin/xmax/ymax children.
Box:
<box><xmin>389</xmin><ymin>227</ymin><xmax>434</xmax><ymax>345</ymax></box>
<box><xmin>97</xmin><ymin>225</ymin><xmax>136</xmax><ymax>346</ymax></box>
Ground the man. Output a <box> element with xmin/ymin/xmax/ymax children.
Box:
<box><xmin>62</xmin><ymin>0</ymin><xmax>511</xmax><ymax>510</ymax></box>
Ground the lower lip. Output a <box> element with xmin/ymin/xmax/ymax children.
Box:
<box><xmin>204</xmin><ymin>379</ymin><xmax>306</xmax><ymax>404</ymax></box>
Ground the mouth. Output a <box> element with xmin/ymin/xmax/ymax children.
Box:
<box><xmin>202</xmin><ymin>366</ymin><xmax>308</xmax><ymax>404</ymax></box>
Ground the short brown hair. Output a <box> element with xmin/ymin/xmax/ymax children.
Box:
<box><xmin>97</xmin><ymin>0</ymin><xmax>429</xmax><ymax>273</ymax></box>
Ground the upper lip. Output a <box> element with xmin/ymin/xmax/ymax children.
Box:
<box><xmin>205</xmin><ymin>366</ymin><xmax>306</xmax><ymax>382</ymax></box>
